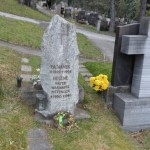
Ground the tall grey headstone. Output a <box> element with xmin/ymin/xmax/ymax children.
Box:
<box><xmin>113</xmin><ymin>17</ymin><xmax>150</xmax><ymax>131</ymax></box>
<box><xmin>39</xmin><ymin>15</ymin><xmax>79</xmax><ymax>117</ymax></box>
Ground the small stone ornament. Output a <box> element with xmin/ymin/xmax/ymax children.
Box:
<box><xmin>16</xmin><ymin>76</ymin><xmax>23</xmax><ymax>88</ymax></box>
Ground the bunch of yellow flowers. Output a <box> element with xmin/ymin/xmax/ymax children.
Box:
<box><xmin>89</xmin><ymin>74</ymin><xmax>109</xmax><ymax>91</ymax></box>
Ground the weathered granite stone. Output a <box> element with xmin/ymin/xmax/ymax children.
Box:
<box><xmin>20</xmin><ymin>82</ymin><xmax>43</xmax><ymax>106</ymax></box>
<box><xmin>27</xmin><ymin>128</ymin><xmax>52</xmax><ymax>150</ymax></box>
<box><xmin>21</xmin><ymin>58</ymin><xmax>29</xmax><ymax>63</ymax></box>
<box><xmin>20</xmin><ymin>74</ymin><xmax>32</xmax><ymax>82</ymax></box>
<box><xmin>79</xmin><ymin>64</ymin><xmax>86</xmax><ymax>68</ymax></box>
<box><xmin>34</xmin><ymin>113</ymin><xmax>53</xmax><ymax>125</ymax></box>
<box><xmin>35</xmin><ymin>107</ymin><xmax>90</xmax><ymax>124</ymax></box>
<box><xmin>40</xmin><ymin>15</ymin><xmax>79</xmax><ymax>117</ymax></box>
<box><xmin>79</xmin><ymin>67</ymin><xmax>89</xmax><ymax>73</ymax></box>
<box><xmin>80</xmin><ymin>72</ymin><xmax>93</xmax><ymax>78</ymax></box>
<box><xmin>111</xmin><ymin>23</ymin><xmax>139</xmax><ymax>86</ymax></box>
<box><xmin>78</xmin><ymin>84</ymin><xmax>84</xmax><ymax>103</ymax></box>
<box><xmin>74</xmin><ymin>107</ymin><xmax>90</xmax><ymax>120</ymax></box>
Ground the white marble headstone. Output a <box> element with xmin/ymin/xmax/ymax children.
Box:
<box><xmin>40</xmin><ymin>15</ymin><xmax>79</xmax><ymax>116</ymax></box>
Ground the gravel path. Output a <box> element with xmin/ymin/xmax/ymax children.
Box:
<box><xmin>0</xmin><ymin>11</ymin><xmax>40</xmax><ymax>24</ymax></box>
<box><xmin>76</xmin><ymin>28</ymin><xmax>115</xmax><ymax>61</ymax></box>
<box><xmin>0</xmin><ymin>40</ymin><xmax>41</xmax><ymax>56</ymax></box>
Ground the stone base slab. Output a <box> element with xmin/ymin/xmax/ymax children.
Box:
<box><xmin>27</xmin><ymin>128</ymin><xmax>52</xmax><ymax>150</ymax></box>
<box><xmin>102</xmin><ymin>85</ymin><xmax>130</xmax><ymax>104</ymax></box>
<box><xmin>113</xmin><ymin>93</ymin><xmax>150</xmax><ymax>131</ymax></box>
<box><xmin>34</xmin><ymin>107</ymin><xmax>90</xmax><ymax>125</ymax></box>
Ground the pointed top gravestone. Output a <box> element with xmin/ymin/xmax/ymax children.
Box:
<box><xmin>39</xmin><ymin>15</ymin><xmax>80</xmax><ymax>117</ymax></box>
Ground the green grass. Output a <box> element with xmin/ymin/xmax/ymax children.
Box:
<box><xmin>20</xmin><ymin>54</ymin><xmax>41</xmax><ymax>75</ymax></box>
<box><xmin>0</xmin><ymin>5</ymin><xmax>149</xmax><ymax>148</ymax></box>
<box><xmin>0</xmin><ymin>16</ymin><xmax>103</xmax><ymax>60</ymax></box>
<box><xmin>77</xmin><ymin>33</ymin><xmax>103</xmax><ymax>60</ymax></box>
<box><xmin>28</xmin><ymin>55</ymin><xmax>41</xmax><ymax>74</ymax></box>
<box><xmin>1</xmin><ymin>46</ymin><xmax>150</xmax><ymax>150</ymax></box>
<box><xmin>84</xmin><ymin>61</ymin><xmax>112</xmax><ymax>81</ymax></box>
<box><xmin>47</xmin><ymin>74</ymin><xmax>139</xmax><ymax>150</ymax></box>
<box><xmin>0</xmin><ymin>16</ymin><xmax>45</xmax><ymax>49</ymax></box>
<box><xmin>0</xmin><ymin>0</ymin><xmax>50</xmax><ymax>21</ymax></box>
<box><xmin>0</xmin><ymin>46</ymin><xmax>35</xmax><ymax>149</ymax></box>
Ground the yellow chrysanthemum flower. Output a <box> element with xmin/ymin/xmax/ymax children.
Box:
<box><xmin>90</xmin><ymin>77</ymin><xmax>96</xmax><ymax>82</ymax></box>
<box><xmin>94</xmin><ymin>79</ymin><xmax>101</xmax><ymax>86</ymax></box>
<box><xmin>89</xmin><ymin>77</ymin><xmax>96</xmax><ymax>87</ymax></box>
<box><xmin>94</xmin><ymin>85</ymin><xmax>100</xmax><ymax>91</ymax></box>
<box><xmin>102</xmin><ymin>83</ymin><xmax>108</xmax><ymax>90</ymax></box>
<box><xmin>90</xmin><ymin>82</ymin><xmax>94</xmax><ymax>87</ymax></box>
<box><xmin>90</xmin><ymin>74</ymin><xmax>109</xmax><ymax>91</ymax></box>
<box><xmin>103</xmin><ymin>75</ymin><xmax>108</xmax><ymax>80</ymax></box>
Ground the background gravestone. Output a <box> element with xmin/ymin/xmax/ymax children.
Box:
<box><xmin>39</xmin><ymin>15</ymin><xmax>79</xmax><ymax>117</ymax></box>
<box><xmin>88</xmin><ymin>13</ymin><xmax>99</xmax><ymax>27</ymax></box>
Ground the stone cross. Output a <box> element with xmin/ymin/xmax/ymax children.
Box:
<box><xmin>58</xmin><ymin>23</ymin><xmax>69</xmax><ymax>44</ymax></box>
<box><xmin>121</xmin><ymin>17</ymin><xmax>150</xmax><ymax>98</ymax></box>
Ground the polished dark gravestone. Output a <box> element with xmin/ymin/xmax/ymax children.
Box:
<box><xmin>88</xmin><ymin>13</ymin><xmax>99</xmax><ymax>26</ymax></box>
<box><xmin>113</xmin><ymin>17</ymin><xmax>150</xmax><ymax>131</ymax></box>
<box><xmin>64</xmin><ymin>8</ymin><xmax>72</xmax><ymax>18</ymax></box>
<box><xmin>104</xmin><ymin>23</ymin><xmax>140</xmax><ymax>104</ymax></box>
<box><xmin>111</xmin><ymin>23</ymin><xmax>139</xmax><ymax>86</ymax></box>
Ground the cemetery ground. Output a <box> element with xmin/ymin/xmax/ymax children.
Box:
<box><xmin>0</xmin><ymin>2</ymin><xmax>150</xmax><ymax>150</ymax></box>
<box><xmin>0</xmin><ymin>46</ymin><xmax>140</xmax><ymax>150</ymax></box>
<box><xmin>0</xmin><ymin>16</ymin><xmax>103</xmax><ymax>60</ymax></box>
<box><xmin>0</xmin><ymin>19</ymin><xmax>150</xmax><ymax>150</ymax></box>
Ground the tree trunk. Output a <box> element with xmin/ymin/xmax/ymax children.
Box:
<box><xmin>109</xmin><ymin>0</ymin><xmax>115</xmax><ymax>32</ymax></box>
<box><xmin>139</xmin><ymin>0</ymin><xmax>147</xmax><ymax>21</ymax></box>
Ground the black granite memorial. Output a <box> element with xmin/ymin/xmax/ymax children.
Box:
<box><xmin>76</xmin><ymin>11</ymin><xmax>87</xmax><ymax>24</ymax></box>
<box><xmin>88</xmin><ymin>13</ymin><xmax>99</xmax><ymax>26</ymax></box>
<box><xmin>64</xmin><ymin>8</ymin><xmax>71</xmax><ymax>18</ymax></box>
<box><xmin>113</xmin><ymin>17</ymin><xmax>150</xmax><ymax>131</ymax></box>
<box><xmin>112</xmin><ymin>23</ymin><xmax>140</xmax><ymax>86</ymax></box>
<box><xmin>103</xmin><ymin>23</ymin><xmax>140</xmax><ymax>104</ymax></box>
